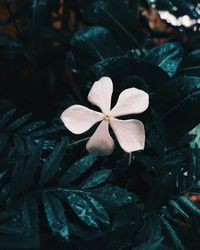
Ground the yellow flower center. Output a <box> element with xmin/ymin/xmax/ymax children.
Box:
<box><xmin>104</xmin><ymin>113</ymin><xmax>111</xmax><ymax>121</ymax></box>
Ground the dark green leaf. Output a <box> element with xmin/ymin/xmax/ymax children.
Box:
<box><xmin>0</xmin><ymin>109</ymin><xmax>16</xmax><ymax>130</ymax></box>
<box><xmin>168</xmin><ymin>200</ymin><xmax>189</xmax><ymax>219</ymax></box>
<box><xmin>82</xmin><ymin>0</ymin><xmax>144</xmax><ymax>49</ymax></box>
<box><xmin>6</xmin><ymin>113</ymin><xmax>32</xmax><ymax>131</ymax></box>
<box><xmin>66</xmin><ymin>192</ymin><xmax>100</xmax><ymax>229</ymax></box>
<box><xmin>145</xmin><ymin>43</ymin><xmax>183</xmax><ymax>77</ymax></box>
<box><xmin>0</xmin><ymin>224</ymin><xmax>23</xmax><ymax>235</ymax></box>
<box><xmin>9</xmin><ymin>158</ymin><xmax>24</xmax><ymax>203</ymax></box>
<box><xmin>161</xmin><ymin>216</ymin><xmax>185</xmax><ymax>250</ymax></box>
<box><xmin>153</xmin><ymin>76</ymin><xmax>200</xmax><ymax>141</ymax></box>
<box><xmin>179</xmin><ymin>49</ymin><xmax>200</xmax><ymax>76</ymax></box>
<box><xmin>43</xmin><ymin>192</ymin><xmax>69</xmax><ymax>240</ymax></box>
<box><xmin>135</xmin><ymin>213</ymin><xmax>163</xmax><ymax>248</ymax></box>
<box><xmin>70</xmin><ymin>26</ymin><xmax>121</xmax><ymax>70</ymax></box>
<box><xmin>0</xmin><ymin>134</ymin><xmax>9</xmax><ymax>152</ymax></box>
<box><xmin>58</xmin><ymin>152</ymin><xmax>97</xmax><ymax>187</ymax></box>
<box><xmin>89</xmin><ymin>57</ymin><xmax>169</xmax><ymax>91</ymax></box>
<box><xmin>23</xmin><ymin>141</ymin><xmax>43</xmax><ymax>193</ymax></box>
<box><xmin>0</xmin><ymin>198</ymin><xmax>39</xmax><ymax>248</ymax></box>
<box><xmin>86</xmin><ymin>195</ymin><xmax>110</xmax><ymax>225</ymax></box>
<box><xmin>13</xmin><ymin>135</ymin><xmax>27</xmax><ymax>155</ymax></box>
<box><xmin>22</xmin><ymin>196</ymin><xmax>40</xmax><ymax>245</ymax></box>
<box><xmin>135</xmin><ymin>238</ymin><xmax>164</xmax><ymax>250</ymax></box>
<box><xmin>95</xmin><ymin>185</ymin><xmax>138</xmax><ymax>208</ymax></box>
<box><xmin>39</xmin><ymin>138</ymin><xmax>68</xmax><ymax>186</ymax></box>
<box><xmin>81</xmin><ymin>169</ymin><xmax>112</xmax><ymax>189</ymax></box>
<box><xmin>178</xmin><ymin>196</ymin><xmax>200</xmax><ymax>216</ymax></box>
<box><xmin>18</xmin><ymin>121</ymin><xmax>46</xmax><ymax>134</ymax></box>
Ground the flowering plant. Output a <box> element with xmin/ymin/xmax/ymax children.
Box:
<box><xmin>61</xmin><ymin>77</ymin><xmax>149</xmax><ymax>155</ymax></box>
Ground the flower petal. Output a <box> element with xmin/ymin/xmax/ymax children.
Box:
<box><xmin>110</xmin><ymin>88</ymin><xmax>149</xmax><ymax>117</ymax></box>
<box><xmin>61</xmin><ymin>105</ymin><xmax>103</xmax><ymax>134</ymax></box>
<box><xmin>86</xmin><ymin>121</ymin><xmax>114</xmax><ymax>156</ymax></box>
<box><xmin>88</xmin><ymin>77</ymin><xmax>113</xmax><ymax>113</ymax></box>
<box><xmin>110</xmin><ymin>118</ymin><xmax>145</xmax><ymax>153</ymax></box>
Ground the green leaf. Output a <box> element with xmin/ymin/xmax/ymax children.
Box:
<box><xmin>6</xmin><ymin>113</ymin><xmax>32</xmax><ymax>131</ymax></box>
<box><xmin>153</xmin><ymin>76</ymin><xmax>200</xmax><ymax>141</ymax></box>
<box><xmin>0</xmin><ymin>224</ymin><xmax>23</xmax><ymax>235</ymax></box>
<box><xmin>95</xmin><ymin>185</ymin><xmax>138</xmax><ymax>208</ymax></box>
<box><xmin>86</xmin><ymin>195</ymin><xmax>110</xmax><ymax>225</ymax></box>
<box><xmin>66</xmin><ymin>192</ymin><xmax>101</xmax><ymax>229</ymax></box>
<box><xmin>179</xmin><ymin>49</ymin><xmax>200</xmax><ymax>76</ymax></box>
<box><xmin>39</xmin><ymin>138</ymin><xmax>68</xmax><ymax>186</ymax></box>
<box><xmin>18</xmin><ymin>121</ymin><xmax>46</xmax><ymax>134</ymax></box>
<box><xmin>58</xmin><ymin>152</ymin><xmax>97</xmax><ymax>187</ymax></box>
<box><xmin>161</xmin><ymin>216</ymin><xmax>185</xmax><ymax>250</ymax></box>
<box><xmin>135</xmin><ymin>238</ymin><xmax>164</xmax><ymax>250</ymax></box>
<box><xmin>69</xmin><ymin>26</ymin><xmax>121</xmax><ymax>71</ymax></box>
<box><xmin>43</xmin><ymin>192</ymin><xmax>69</xmax><ymax>240</ymax></box>
<box><xmin>23</xmin><ymin>140</ymin><xmax>43</xmax><ymax>193</ymax></box>
<box><xmin>22</xmin><ymin>196</ymin><xmax>40</xmax><ymax>245</ymax></box>
<box><xmin>168</xmin><ymin>200</ymin><xmax>189</xmax><ymax>219</ymax></box>
<box><xmin>178</xmin><ymin>196</ymin><xmax>200</xmax><ymax>216</ymax></box>
<box><xmin>135</xmin><ymin>213</ymin><xmax>163</xmax><ymax>248</ymax></box>
<box><xmin>10</xmin><ymin>138</ymin><xmax>43</xmax><ymax>195</ymax></box>
<box><xmin>81</xmin><ymin>169</ymin><xmax>112</xmax><ymax>189</ymax></box>
<box><xmin>82</xmin><ymin>0</ymin><xmax>144</xmax><ymax>49</ymax></box>
<box><xmin>145</xmin><ymin>43</ymin><xmax>183</xmax><ymax>77</ymax></box>
<box><xmin>0</xmin><ymin>197</ymin><xmax>39</xmax><ymax>248</ymax></box>
<box><xmin>9</xmin><ymin>158</ymin><xmax>24</xmax><ymax>204</ymax></box>
<box><xmin>13</xmin><ymin>135</ymin><xmax>27</xmax><ymax>155</ymax></box>
<box><xmin>90</xmin><ymin>57</ymin><xmax>168</xmax><ymax>91</ymax></box>
<box><xmin>0</xmin><ymin>109</ymin><xmax>16</xmax><ymax>130</ymax></box>
<box><xmin>0</xmin><ymin>134</ymin><xmax>9</xmax><ymax>152</ymax></box>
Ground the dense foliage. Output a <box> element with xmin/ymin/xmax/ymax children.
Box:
<box><xmin>0</xmin><ymin>0</ymin><xmax>200</xmax><ymax>249</ymax></box>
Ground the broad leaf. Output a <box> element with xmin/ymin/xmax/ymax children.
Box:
<box><xmin>145</xmin><ymin>43</ymin><xmax>183</xmax><ymax>77</ymax></box>
<box><xmin>153</xmin><ymin>76</ymin><xmax>200</xmax><ymax>141</ymax></box>
<box><xmin>179</xmin><ymin>49</ymin><xmax>200</xmax><ymax>77</ymax></box>
<box><xmin>82</xmin><ymin>0</ymin><xmax>144</xmax><ymax>49</ymax></box>
<box><xmin>89</xmin><ymin>57</ymin><xmax>169</xmax><ymax>91</ymax></box>
<box><xmin>69</xmin><ymin>26</ymin><xmax>121</xmax><ymax>70</ymax></box>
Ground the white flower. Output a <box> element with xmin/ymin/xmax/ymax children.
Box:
<box><xmin>61</xmin><ymin>77</ymin><xmax>149</xmax><ymax>155</ymax></box>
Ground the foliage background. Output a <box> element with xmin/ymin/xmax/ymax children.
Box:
<box><xmin>0</xmin><ymin>0</ymin><xmax>200</xmax><ymax>249</ymax></box>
